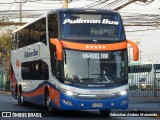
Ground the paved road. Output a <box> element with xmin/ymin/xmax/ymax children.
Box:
<box><xmin>0</xmin><ymin>92</ymin><xmax>159</xmax><ymax>120</ymax></box>
<box><xmin>129</xmin><ymin>89</ymin><xmax>160</xmax><ymax>97</ymax></box>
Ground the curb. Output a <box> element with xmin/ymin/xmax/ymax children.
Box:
<box><xmin>0</xmin><ymin>90</ymin><xmax>11</xmax><ymax>95</ymax></box>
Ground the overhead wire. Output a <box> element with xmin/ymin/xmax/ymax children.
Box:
<box><xmin>126</xmin><ymin>26</ymin><xmax>160</xmax><ymax>32</ymax></box>
<box><xmin>82</xmin><ymin>0</ymin><xmax>110</xmax><ymax>8</ymax></box>
<box><xmin>7</xmin><ymin>2</ymin><xmax>26</xmax><ymax>20</ymax></box>
<box><xmin>1</xmin><ymin>1</ymin><xmax>15</xmax><ymax>19</ymax></box>
<box><xmin>102</xmin><ymin>0</ymin><xmax>127</xmax><ymax>9</ymax></box>
<box><xmin>0</xmin><ymin>0</ymin><xmax>159</xmax><ymax>25</ymax></box>
<box><xmin>2</xmin><ymin>0</ymin><xmax>61</xmax><ymax>20</ymax></box>
<box><xmin>60</xmin><ymin>0</ymin><xmax>64</xmax><ymax>8</ymax></box>
<box><xmin>134</xmin><ymin>0</ymin><xmax>154</xmax><ymax>5</ymax></box>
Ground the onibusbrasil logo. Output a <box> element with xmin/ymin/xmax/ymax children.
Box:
<box><xmin>1</xmin><ymin>112</ymin><xmax>43</xmax><ymax>118</ymax></box>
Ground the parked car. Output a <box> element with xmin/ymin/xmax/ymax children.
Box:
<box><xmin>139</xmin><ymin>81</ymin><xmax>152</xmax><ymax>91</ymax></box>
<box><xmin>128</xmin><ymin>77</ymin><xmax>142</xmax><ymax>90</ymax></box>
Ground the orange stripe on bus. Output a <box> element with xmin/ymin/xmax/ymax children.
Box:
<box><xmin>61</xmin><ymin>41</ymin><xmax>127</xmax><ymax>51</ymax></box>
<box><xmin>22</xmin><ymin>86</ymin><xmax>45</xmax><ymax>97</ymax></box>
<box><xmin>50</xmin><ymin>38</ymin><xmax>63</xmax><ymax>60</ymax></box>
<box><xmin>22</xmin><ymin>86</ymin><xmax>60</xmax><ymax>107</ymax></box>
<box><xmin>50</xmin><ymin>38</ymin><xmax>127</xmax><ymax>51</ymax></box>
<box><xmin>10</xmin><ymin>68</ymin><xmax>17</xmax><ymax>88</ymax></box>
<box><xmin>127</xmin><ymin>40</ymin><xmax>139</xmax><ymax>61</ymax></box>
<box><xmin>49</xmin><ymin>87</ymin><xmax>60</xmax><ymax>107</ymax></box>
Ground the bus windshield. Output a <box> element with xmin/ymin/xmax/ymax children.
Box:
<box><xmin>63</xmin><ymin>49</ymin><xmax>128</xmax><ymax>87</ymax></box>
<box><xmin>60</xmin><ymin>12</ymin><xmax>125</xmax><ymax>41</ymax></box>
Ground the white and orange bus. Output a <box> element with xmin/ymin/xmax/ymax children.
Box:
<box><xmin>10</xmin><ymin>8</ymin><xmax>139</xmax><ymax>116</ymax></box>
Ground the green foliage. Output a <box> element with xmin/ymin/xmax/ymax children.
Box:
<box><xmin>0</xmin><ymin>28</ymin><xmax>13</xmax><ymax>90</ymax></box>
<box><xmin>0</xmin><ymin>29</ymin><xmax>12</xmax><ymax>52</ymax></box>
<box><xmin>0</xmin><ymin>28</ymin><xmax>13</xmax><ymax>69</ymax></box>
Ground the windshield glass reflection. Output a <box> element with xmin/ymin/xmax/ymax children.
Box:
<box><xmin>63</xmin><ymin>49</ymin><xmax>127</xmax><ymax>85</ymax></box>
<box><xmin>60</xmin><ymin>12</ymin><xmax>125</xmax><ymax>41</ymax></box>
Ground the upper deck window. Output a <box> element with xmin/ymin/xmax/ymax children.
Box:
<box><xmin>60</xmin><ymin>12</ymin><xmax>125</xmax><ymax>42</ymax></box>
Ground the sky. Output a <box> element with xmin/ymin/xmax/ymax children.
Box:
<box><xmin>1</xmin><ymin>0</ymin><xmax>160</xmax><ymax>64</ymax></box>
<box><xmin>118</xmin><ymin>0</ymin><xmax>160</xmax><ymax>64</ymax></box>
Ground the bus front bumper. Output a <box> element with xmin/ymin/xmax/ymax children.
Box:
<box><xmin>51</xmin><ymin>93</ymin><xmax>128</xmax><ymax>110</ymax></box>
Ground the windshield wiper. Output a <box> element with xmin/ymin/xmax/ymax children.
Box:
<box><xmin>91</xmin><ymin>74</ymin><xmax>127</xmax><ymax>84</ymax></box>
<box><xmin>64</xmin><ymin>79</ymin><xmax>81</xmax><ymax>85</ymax></box>
<box><xmin>114</xmin><ymin>79</ymin><xmax>127</xmax><ymax>84</ymax></box>
<box><xmin>91</xmin><ymin>73</ymin><xmax>115</xmax><ymax>82</ymax></box>
<box><xmin>91</xmin><ymin>74</ymin><xmax>105</xmax><ymax>75</ymax></box>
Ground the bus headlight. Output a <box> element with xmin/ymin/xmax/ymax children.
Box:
<box><xmin>66</xmin><ymin>91</ymin><xmax>73</xmax><ymax>96</ymax></box>
<box><xmin>120</xmin><ymin>90</ymin><xmax>127</xmax><ymax>96</ymax></box>
<box><xmin>59</xmin><ymin>87</ymin><xmax>78</xmax><ymax>96</ymax></box>
<box><xmin>66</xmin><ymin>90</ymin><xmax>79</xmax><ymax>96</ymax></box>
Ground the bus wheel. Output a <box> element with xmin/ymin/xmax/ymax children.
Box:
<box><xmin>15</xmin><ymin>85</ymin><xmax>18</xmax><ymax>99</ymax></box>
<box><xmin>18</xmin><ymin>90</ymin><xmax>23</xmax><ymax>106</ymax></box>
<box><xmin>99</xmin><ymin>109</ymin><xmax>111</xmax><ymax>117</ymax></box>
<box><xmin>17</xmin><ymin>90</ymin><xmax>26</xmax><ymax>106</ymax></box>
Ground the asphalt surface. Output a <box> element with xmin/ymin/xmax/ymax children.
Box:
<box><xmin>0</xmin><ymin>91</ymin><xmax>159</xmax><ymax>120</ymax></box>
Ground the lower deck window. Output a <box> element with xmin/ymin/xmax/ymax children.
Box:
<box><xmin>21</xmin><ymin>60</ymin><xmax>49</xmax><ymax>80</ymax></box>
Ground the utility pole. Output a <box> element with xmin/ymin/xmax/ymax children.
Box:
<box><xmin>20</xmin><ymin>0</ymin><xmax>22</xmax><ymax>23</ymax></box>
<box><xmin>64</xmin><ymin>0</ymin><xmax>68</xmax><ymax>8</ymax></box>
<box><xmin>15</xmin><ymin>0</ymin><xmax>25</xmax><ymax>23</ymax></box>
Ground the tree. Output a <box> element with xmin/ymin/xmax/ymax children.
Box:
<box><xmin>0</xmin><ymin>28</ymin><xmax>13</xmax><ymax>90</ymax></box>
<box><xmin>0</xmin><ymin>29</ymin><xmax>12</xmax><ymax>65</ymax></box>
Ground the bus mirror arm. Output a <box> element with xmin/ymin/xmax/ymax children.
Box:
<box><xmin>127</xmin><ymin>40</ymin><xmax>139</xmax><ymax>61</ymax></box>
<box><xmin>50</xmin><ymin>38</ymin><xmax>63</xmax><ymax>61</ymax></box>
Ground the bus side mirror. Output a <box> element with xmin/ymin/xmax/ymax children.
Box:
<box><xmin>50</xmin><ymin>38</ymin><xmax>63</xmax><ymax>61</ymax></box>
<box><xmin>127</xmin><ymin>40</ymin><xmax>139</xmax><ymax>61</ymax></box>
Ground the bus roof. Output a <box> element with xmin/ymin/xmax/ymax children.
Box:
<box><xmin>55</xmin><ymin>8</ymin><xmax>117</xmax><ymax>13</ymax></box>
<box><xmin>12</xmin><ymin>8</ymin><xmax>118</xmax><ymax>33</ymax></box>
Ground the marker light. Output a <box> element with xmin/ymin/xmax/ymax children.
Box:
<box><xmin>120</xmin><ymin>91</ymin><xmax>127</xmax><ymax>96</ymax></box>
<box><xmin>66</xmin><ymin>91</ymin><xmax>73</xmax><ymax>96</ymax></box>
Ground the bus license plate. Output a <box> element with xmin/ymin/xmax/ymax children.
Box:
<box><xmin>92</xmin><ymin>103</ymin><xmax>103</xmax><ymax>107</ymax></box>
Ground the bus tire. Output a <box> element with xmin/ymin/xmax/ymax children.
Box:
<box><xmin>17</xmin><ymin>87</ymin><xmax>27</xmax><ymax>106</ymax></box>
<box><xmin>99</xmin><ymin>109</ymin><xmax>111</xmax><ymax>117</ymax></box>
<box><xmin>15</xmin><ymin>84</ymin><xmax>18</xmax><ymax>99</ymax></box>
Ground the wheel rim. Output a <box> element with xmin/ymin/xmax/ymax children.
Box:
<box><xmin>18</xmin><ymin>92</ymin><xmax>21</xmax><ymax>105</ymax></box>
<box><xmin>21</xmin><ymin>95</ymin><xmax>24</xmax><ymax>103</ymax></box>
<box><xmin>17</xmin><ymin>92</ymin><xmax>19</xmax><ymax>99</ymax></box>
<box><xmin>46</xmin><ymin>96</ymin><xmax>50</xmax><ymax>107</ymax></box>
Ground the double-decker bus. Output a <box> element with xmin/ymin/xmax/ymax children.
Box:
<box><xmin>10</xmin><ymin>8</ymin><xmax>139</xmax><ymax>116</ymax></box>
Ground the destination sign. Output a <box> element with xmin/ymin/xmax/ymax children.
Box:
<box><xmin>82</xmin><ymin>53</ymin><xmax>109</xmax><ymax>59</ymax></box>
<box><xmin>63</xmin><ymin>18</ymin><xmax>119</xmax><ymax>25</ymax></box>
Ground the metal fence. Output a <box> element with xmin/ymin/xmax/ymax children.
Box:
<box><xmin>0</xmin><ymin>69</ymin><xmax>10</xmax><ymax>91</ymax></box>
<box><xmin>1</xmin><ymin>63</ymin><xmax>160</xmax><ymax>97</ymax></box>
<box><xmin>129</xmin><ymin>64</ymin><xmax>160</xmax><ymax>98</ymax></box>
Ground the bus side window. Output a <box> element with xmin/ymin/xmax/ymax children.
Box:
<box><xmin>18</xmin><ymin>30</ymin><xmax>22</xmax><ymax>48</ymax></box>
<box><xmin>49</xmin><ymin>44</ymin><xmax>62</xmax><ymax>80</ymax></box>
<box><xmin>50</xmin><ymin>44</ymin><xmax>56</xmax><ymax>75</ymax></box>
<box><xmin>41</xmin><ymin>62</ymin><xmax>49</xmax><ymax>80</ymax></box>
<box><xmin>12</xmin><ymin>33</ymin><xmax>17</xmax><ymax>50</ymax></box>
<box><xmin>39</xmin><ymin>18</ymin><xmax>47</xmax><ymax>44</ymax></box>
<box><xmin>48</xmin><ymin>13</ymin><xmax>58</xmax><ymax>38</ymax></box>
<box><xmin>22</xmin><ymin>60</ymin><xmax>49</xmax><ymax>80</ymax></box>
